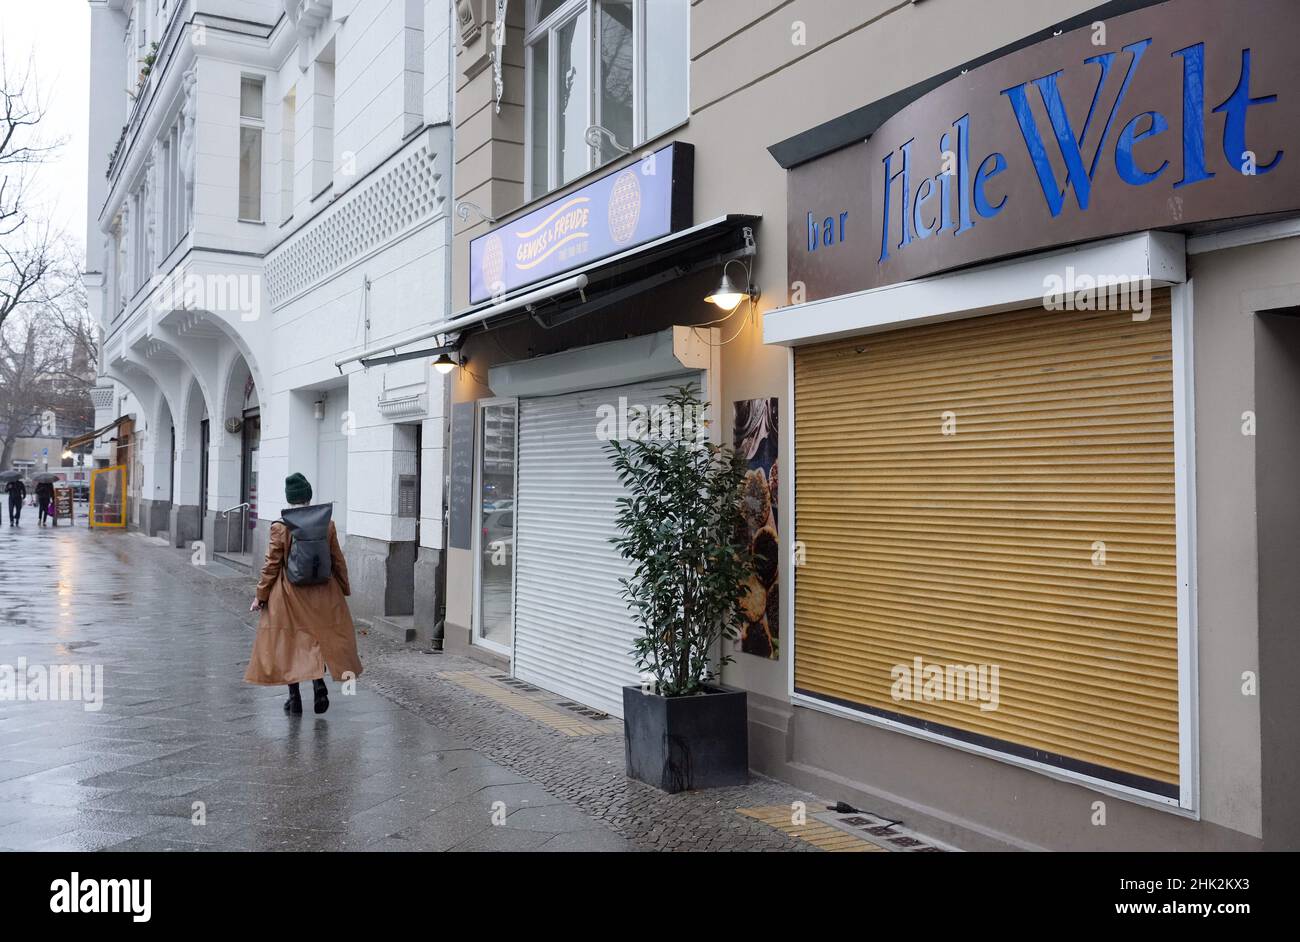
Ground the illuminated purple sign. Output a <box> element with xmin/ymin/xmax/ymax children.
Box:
<box><xmin>469</xmin><ymin>143</ymin><xmax>693</xmax><ymax>304</ymax></box>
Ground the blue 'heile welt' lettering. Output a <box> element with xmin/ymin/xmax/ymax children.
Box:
<box><xmin>871</xmin><ymin>34</ymin><xmax>1284</xmax><ymax>266</ymax></box>
<box><xmin>1002</xmin><ymin>39</ymin><xmax>1152</xmax><ymax>216</ymax></box>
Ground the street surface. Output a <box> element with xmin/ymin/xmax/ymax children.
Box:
<box><xmin>0</xmin><ymin>518</ymin><xmax>628</xmax><ymax>851</ymax></box>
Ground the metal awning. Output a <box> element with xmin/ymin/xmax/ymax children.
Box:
<box><xmin>335</xmin><ymin>214</ymin><xmax>760</xmax><ymax>371</ymax></box>
<box><xmin>64</xmin><ymin>415</ymin><xmax>131</xmax><ymax>450</ymax></box>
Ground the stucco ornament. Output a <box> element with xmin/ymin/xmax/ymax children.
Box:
<box><xmin>177</xmin><ymin>67</ymin><xmax>198</xmax><ymax>228</ymax></box>
<box><xmin>493</xmin><ymin>0</ymin><xmax>508</xmax><ymax>113</ymax></box>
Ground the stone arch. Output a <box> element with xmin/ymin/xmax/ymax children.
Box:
<box><xmin>141</xmin><ymin>325</ymin><xmax>220</xmax><ymax>446</ymax></box>
<box><xmin>151</xmin><ymin>393</ymin><xmax>176</xmax><ymax>506</ymax></box>
<box><xmin>187</xmin><ymin>307</ymin><xmax>267</xmax><ymax>424</ymax></box>
<box><xmin>216</xmin><ymin>348</ymin><xmax>260</xmax><ymax>430</ymax></box>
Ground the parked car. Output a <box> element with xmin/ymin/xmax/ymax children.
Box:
<box><xmin>481</xmin><ymin>508</ymin><xmax>514</xmax><ymax>559</ymax></box>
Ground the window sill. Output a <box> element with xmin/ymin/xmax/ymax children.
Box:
<box><xmin>521</xmin><ymin>119</ymin><xmax>690</xmax><ymax>216</ymax></box>
<box><xmin>237</xmin><ymin>218</ymin><xmax>266</xmax><ymax>225</ymax></box>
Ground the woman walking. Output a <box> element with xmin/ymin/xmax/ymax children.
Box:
<box><xmin>34</xmin><ymin>479</ymin><xmax>54</xmax><ymax>526</ymax></box>
<box><xmin>245</xmin><ymin>473</ymin><xmax>363</xmax><ymax>714</ymax></box>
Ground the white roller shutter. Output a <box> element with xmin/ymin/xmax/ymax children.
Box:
<box><xmin>513</xmin><ymin>374</ymin><xmax>703</xmax><ymax>717</ymax></box>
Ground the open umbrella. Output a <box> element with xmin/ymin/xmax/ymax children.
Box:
<box><xmin>31</xmin><ymin>472</ymin><xmax>61</xmax><ymax>484</ymax></box>
<box><xmin>0</xmin><ymin>470</ymin><xmax>21</xmax><ymax>483</ymax></box>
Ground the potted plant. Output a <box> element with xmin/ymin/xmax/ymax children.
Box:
<box><xmin>607</xmin><ymin>384</ymin><xmax>753</xmax><ymax>792</ymax></box>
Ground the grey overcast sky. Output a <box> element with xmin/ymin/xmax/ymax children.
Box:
<box><xmin>1</xmin><ymin>0</ymin><xmax>91</xmax><ymax>253</ymax></box>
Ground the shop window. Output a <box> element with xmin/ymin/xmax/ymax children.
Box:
<box><xmin>525</xmin><ymin>0</ymin><xmax>688</xmax><ymax>199</ymax></box>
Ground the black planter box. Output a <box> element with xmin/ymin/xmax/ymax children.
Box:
<box><xmin>622</xmin><ymin>684</ymin><xmax>749</xmax><ymax>793</ymax></box>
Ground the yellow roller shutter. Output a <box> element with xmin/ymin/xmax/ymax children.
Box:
<box><xmin>793</xmin><ymin>292</ymin><xmax>1178</xmax><ymax>796</ymax></box>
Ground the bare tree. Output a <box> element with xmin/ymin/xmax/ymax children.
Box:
<box><xmin>0</xmin><ymin>47</ymin><xmax>59</xmax><ymax>234</ymax></box>
<box><xmin>1</xmin><ymin>221</ymin><xmax>62</xmax><ymax>332</ymax></box>
<box><xmin>0</xmin><ymin>236</ymin><xmax>92</xmax><ymax>470</ymax></box>
<box><xmin>0</xmin><ymin>308</ymin><xmax>71</xmax><ymax>469</ymax></box>
<box><xmin>39</xmin><ymin>237</ymin><xmax>95</xmax><ymax>377</ymax></box>
<box><xmin>0</xmin><ymin>47</ymin><xmax>63</xmax><ymax>333</ymax></box>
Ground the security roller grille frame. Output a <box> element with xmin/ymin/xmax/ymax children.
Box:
<box><xmin>512</xmin><ymin>373</ymin><xmax>705</xmax><ymax>718</ymax></box>
<box><xmin>792</xmin><ymin>292</ymin><xmax>1179</xmax><ymax>798</ymax></box>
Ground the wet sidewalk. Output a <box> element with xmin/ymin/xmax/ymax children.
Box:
<box><xmin>0</xmin><ymin>522</ymin><xmax>628</xmax><ymax>851</ymax></box>
<box><xmin>0</xmin><ymin>521</ymin><xmax>950</xmax><ymax>852</ymax></box>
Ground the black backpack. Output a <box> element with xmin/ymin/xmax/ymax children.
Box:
<box><xmin>281</xmin><ymin>504</ymin><xmax>333</xmax><ymax>586</ymax></box>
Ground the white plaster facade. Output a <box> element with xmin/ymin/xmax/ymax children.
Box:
<box><xmin>85</xmin><ymin>0</ymin><xmax>455</xmax><ymax>634</ymax></box>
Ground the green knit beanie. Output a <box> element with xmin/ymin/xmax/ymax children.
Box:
<box><xmin>285</xmin><ymin>472</ymin><xmax>312</xmax><ymax>505</ymax></box>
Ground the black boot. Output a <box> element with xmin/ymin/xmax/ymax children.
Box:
<box><xmin>284</xmin><ymin>682</ymin><xmax>302</xmax><ymax>714</ymax></box>
<box><xmin>312</xmin><ymin>678</ymin><xmax>329</xmax><ymax>715</ymax></box>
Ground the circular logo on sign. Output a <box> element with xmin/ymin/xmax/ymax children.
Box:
<box><xmin>608</xmin><ymin>170</ymin><xmax>642</xmax><ymax>244</ymax></box>
<box><xmin>481</xmin><ymin>233</ymin><xmax>505</xmax><ymax>293</ymax></box>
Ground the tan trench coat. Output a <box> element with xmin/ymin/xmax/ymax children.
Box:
<box><xmin>244</xmin><ymin>519</ymin><xmax>364</xmax><ymax>685</ymax></box>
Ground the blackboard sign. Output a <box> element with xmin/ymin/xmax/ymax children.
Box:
<box><xmin>54</xmin><ymin>487</ymin><xmax>74</xmax><ymax>521</ymax></box>
<box><xmin>448</xmin><ymin>401</ymin><xmax>476</xmax><ymax>550</ymax></box>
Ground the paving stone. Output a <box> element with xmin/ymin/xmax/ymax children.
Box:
<box><xmin>237</xmin><ymin>825</ymin><xmax>358</xmax><ymax>852</ymax></box>
<box><xmin>27</xmin><ymin>826</ymin><xmax>158</xmax><ymax>852</ymax></box>
<box><xmin>97</xmin><ymin>835</ymin><xmax>211</xmax><ymax>852</ymax></box>
<box><xmin>537</xmin><ymin>829</ymin><xmax>635</xmax><ymax>852</ymax></box>
<box><xmin>504</xmin><ymin>804</ymin><xmax>614</xmax><ymax>834</ymax></box>
<box><xmin>449</xmin><ymin>826</ymin><xmax>556</xmax><ymax>852</ymax></box>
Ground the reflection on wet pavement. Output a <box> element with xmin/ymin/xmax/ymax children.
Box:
<box><xmin>0</xmin><ymin>522</ymin><xmax>627</xmax><ymax>851</ymax></box>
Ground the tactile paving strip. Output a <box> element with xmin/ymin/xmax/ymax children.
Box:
<box><xmin>736</xmin><ymin>806</ymin><xmax>886</xmax><ymax>852</ymax></box>
<box><xmin>437</xmin><ymin>671</ymin><xmax>614</xmax><ymax>737</ymax></box>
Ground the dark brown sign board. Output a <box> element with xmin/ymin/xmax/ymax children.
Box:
<box><xmin>787</xmin><ymin>0</ymin><xmax>1300</xmax><ymax>302</ymax></box>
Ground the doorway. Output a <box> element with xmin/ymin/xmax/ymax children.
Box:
<box><xmin>199</xmin><ymin>418</ymin><xmax>209</xmax><ymax>520</ymax></box>
<box><xmin>168</xmin><ymin>424</ymin><xmax>176</xmax><ymax>505</ymax></box>
<box><xmin>314</xmin><ymin>387</ymin><xmax>350</xmax><ymax>540</ymax></box>
<box><xmin>241</xmin><ymin>409</ymin><xmax>261</xmax><ymax>532</ymax></box>
<box><xmin>1255</xmin><ymin>307</ymin><xmax>1300</xmax><ymax>844</ymax></box>
<box><xmin>472</xmin><ymin>399</ymin><xmax>517</xmax><ymax>656</ymax></box>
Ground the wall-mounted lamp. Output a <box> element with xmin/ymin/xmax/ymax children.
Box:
<box><xmin>455</xmin><ymin>201</ymin><xmax>498</xmax><ymax>225</ymax></box>
<box><xmin>313</xmin><ymin>399</ymin><xmax>325</xmax><ymax>420</ymax></box>
<box><xmin>705</xmin><ymin>259</ymin><xmax>758</xmax><ymax>312</ymax></box>
<box><xmin>432</xmin><ymin>352</ymin><xmax>459</xmax><ymax>375</ymax></box>
<box><xmin>585</xmin><ymin>125</ymin><xmax>631</xmax><ymax>157</ymax></box>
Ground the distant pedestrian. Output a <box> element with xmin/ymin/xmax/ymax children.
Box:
<box><xmin>34</xmin><ymin>480</ymin><xmax>54</xmax><ymax>526</ymax></box>
<box><xmin>245</xmin><ymin>473</ymin><xmax>362</xmax><ymax>715</ymax></box>
<box><xmin>5</xmin><ymin>479</ymin><xmax>25</xmax><ymax>525</ymax></box>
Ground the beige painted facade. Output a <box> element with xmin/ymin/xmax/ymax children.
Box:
<box><xmin>444</xmin><ymin>0</ymin><xmax>1300</xmax><ymax>849</ymax></box>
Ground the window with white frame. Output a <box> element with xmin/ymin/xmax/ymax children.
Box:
<box><xmin>311</xmin><ymin>55</ymin><xmax>335</xmax><ymax>198</ymax></box>
<box><xmin>525</xmin><ymin>0</ymin><xmax>688</xmax><ymax>199</ymax></box>
<box><xmin>238</xmin><ymin>76</ymin><xmax>265</xmax><ymax>222</ymax></box>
